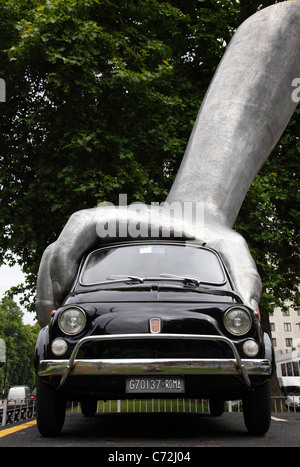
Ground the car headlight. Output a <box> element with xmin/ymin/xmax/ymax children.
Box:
<box><xmin>58</xmin><ymin>306</ymin><xmax>86</xmax><ymax>335</ymax></box>
<box><xmin>224</xmin><ymin>307</ymin><xmax>252</xmax><ymax>336</ymax></box>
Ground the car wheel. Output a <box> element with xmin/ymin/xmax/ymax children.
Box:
<box><xmin>242</xmin><ymin>381</ymin><xmax>271</xmax><ymax>435</ymax></box>
<box><xmin>209</xmin><ymin>399</ymin><xmax>225</xmax><ymax>416</ymax></box>
<box><xmin>36</xmin><ymin>378</ymin><xmax>66</xmax><ymax>437</ymax></box>
<box><xmin>80</xmin><ymin>398</ymin><xmax>98</xmax><ymax>417</ymax></box>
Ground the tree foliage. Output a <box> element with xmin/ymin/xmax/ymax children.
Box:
<box><xmin>0</xmin><ymin>0</ymin><xmax>298</xmax><ymax>320</ymax></box>
<box><xmin>0</xmin><ymin>297</ymin><xmax>40</xmax><ymax>391</ymax></box>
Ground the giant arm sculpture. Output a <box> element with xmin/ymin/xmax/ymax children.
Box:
<box><xmin>36</xmin><ymin>2</ymin><xmax>300</xmax><ymax>327</ymax></box>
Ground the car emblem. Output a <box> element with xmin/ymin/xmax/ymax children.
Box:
<box><xmin>149</xmin><ymin>317</ymin><xmax>161</xmax><ymax>334</ymax></box>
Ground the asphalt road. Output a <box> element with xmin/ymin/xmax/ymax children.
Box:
<box><xmin>0</xmin><ymin>411</ymin><xmax>299</xmax><ymax>450</ymax></box>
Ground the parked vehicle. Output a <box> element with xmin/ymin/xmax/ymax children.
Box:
<box><xmin>278</xmin><ymin>376</ymin><xmax>300</xmax><ymax>410</ymax></box>
<box><xmin>7</xmin><ymin>386</ymin><xmax>30</xmax><ymax>404</ymax></box>
<box><xmin>35</xmin><ymin>240</ymin><xmax>274</xmax><ymax>436</ymax></box>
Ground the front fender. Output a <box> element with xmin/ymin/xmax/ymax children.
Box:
<box><xmin>263</xmin><ymin>330</ymin><xmax>275</xmax><ymax>375</ymax></box>
<box><xmin>34</xmin><ymin>325</ymin><xmax>50</xmax><ymax>372</ymax></box>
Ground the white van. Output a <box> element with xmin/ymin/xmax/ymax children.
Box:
<box><xmin>7</xmin><ymin>386</ymin><xmax>30</xmax><ymax>404</ymax></box>
<box><xmin>278</xmin><ymin>376</ymin><xmax>300</xmax><ymax>410</ymax></box>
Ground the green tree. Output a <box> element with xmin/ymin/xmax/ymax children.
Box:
<box><xmin>0</xmin><ymin>297</ymin><xmax>39</xmax><ymax>392</ymax></box>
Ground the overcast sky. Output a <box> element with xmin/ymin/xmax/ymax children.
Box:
<box><xmin>0</xmin><ymin>263</ymin><xmax>37</xmax><ymax>326</ymax></box>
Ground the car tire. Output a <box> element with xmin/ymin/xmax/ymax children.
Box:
<box><xmin>80</xmin><ymin>398</ymin><xmax>98</xmax><ymax>417</ymax></box>
<box><xmin>36</xmin><ymin>378</ymin><xmax>66</xmax><ymax>437</ymax></box>
<box><xmin>242</xmin><ymin>381</ymin><xmax>271</xmax><ymax>435</ymax></box>
<box><xmin>209</xmin><ymin>399</ymin><xmax>225</xmax><ymax>416</ymax></box>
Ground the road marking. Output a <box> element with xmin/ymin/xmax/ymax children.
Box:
<box><xmin>271</xmin><ymin>416</ymin><xmax>287</xmax><ymax>422</ymax></box>
<box><xmin>0</xmin><ymin>419</ymin><xmax>36</xmax><ymax>438</ymax></box>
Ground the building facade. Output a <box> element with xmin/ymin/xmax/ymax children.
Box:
<box><xmin>269</xmin><ymin>303</ymin><xmax>300</xmax><ymax>377</ymax></box>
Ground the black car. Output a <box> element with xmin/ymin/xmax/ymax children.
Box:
<box><xmin>35</xmin><ymin>240</ymin><xmax>274</xmax><ymax>436</ymax></box>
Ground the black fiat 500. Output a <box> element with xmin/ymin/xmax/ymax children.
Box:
<box><xmin>35</xmin><ymin>240</ymin><xmax>274</xmax><ymax>436</ymax></box>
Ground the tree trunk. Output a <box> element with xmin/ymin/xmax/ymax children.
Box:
<box><xmin>261</xmin><ymin>309</ymin><xmax>283</xmax><ymax>397</ymax></box>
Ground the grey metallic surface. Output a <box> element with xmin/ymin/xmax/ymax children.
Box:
<box><xmin>35</xmin><ymin>3</ymin><xmax>300</xmax><ymax>327</ymax></box>
<box><xmin>38</xmin><ymin>357</ymin><xmax>271</xmax><ymax>378</ymax></box>
<box><xmin>167</xmin><ymin>3</ymin><xmax>300</xmax><ymax>227</ymax></box>
<box><xmin>167</xmin><ymin>1</ymin><xmax>300</xmax><ymax>314</ymax></box>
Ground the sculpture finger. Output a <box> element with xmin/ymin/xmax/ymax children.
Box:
<box><xmin>206</xmin><ymin>226</ymin><xmax>262</xmax><ymax>312</ymax></box>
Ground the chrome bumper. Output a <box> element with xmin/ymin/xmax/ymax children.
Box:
<box><xmin>37</xmin><ymin>334</ymin><xmax>272</xmax><ymax>389</ymax></box>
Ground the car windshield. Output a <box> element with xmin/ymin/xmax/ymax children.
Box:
<box><xmin>80</xmin><ymin>243</ymin><xmax>225</xmax><ymax>286</ymax></box>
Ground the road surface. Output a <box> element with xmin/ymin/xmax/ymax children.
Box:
<box><xmin>0</xmin><ymin>412</ymin><xmax>299</xmax><ymax>450</ymax></box>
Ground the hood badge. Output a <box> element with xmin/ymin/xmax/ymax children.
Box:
<box><xmin>149</xmin><ymin>317</ymin><xmax>161</xmax><ymax>334</ymax></box>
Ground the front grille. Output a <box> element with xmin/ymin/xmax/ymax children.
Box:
<box><xmin>79</xmin><ymin>338</ymin><xmax>234</xmax><ymax>360</ymax></box>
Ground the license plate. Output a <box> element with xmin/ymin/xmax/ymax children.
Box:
<box><xmin>126</xmin><ymin>377</ymin><xmax>185</xmax><ymax>394</ymax></box>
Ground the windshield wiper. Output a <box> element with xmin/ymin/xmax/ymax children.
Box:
<box><xmin>106</xmin><ymin>275</ymin><xmax>144</xmax><ymax>283</ymax></box>
<box><xmin>160</xmin><ymin>273</ymin><xmax>201</xmax><ymax>286</ymax></box>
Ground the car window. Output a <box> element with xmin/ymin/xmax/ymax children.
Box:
<box><xmin>285</xmin><ymin>386</ymin><xmax>300</xmax><ymax>396</ymax></box>
<box><xmin>80</xmin><ymin>244</ymin><xmax>225</xmax><ymax>285</ymax></box>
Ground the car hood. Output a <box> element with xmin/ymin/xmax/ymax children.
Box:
<box><xmin>87</xmin><ymin>307</ymin><xmax>224</xmax><ymax>336</ymax></box>
<box><xmin>63</xmin><ymin>287</ymin><xmax>236</xmax><ymax>336</ymax></box>
<box><xmin>66</xmin><ymin>284</ymin><xmax>237</xmax><ymax>305</ymax></box>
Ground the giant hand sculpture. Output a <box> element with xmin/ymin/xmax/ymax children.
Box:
<box><xmin>36</xmin><ymin>2</ymin><xmax>300</xmax><ymax>327</ymax></box>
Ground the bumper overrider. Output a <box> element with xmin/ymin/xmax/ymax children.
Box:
<box><xmin>37</xmin><ymin>333</ymin><xmax>272</xmax><ymax>390</ymax></box>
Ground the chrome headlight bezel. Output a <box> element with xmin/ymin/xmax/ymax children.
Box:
<box><xmin>224</xmin><ymin>307</ymin><xmax>252</xmax><ymax>336</ymax></box>
<box><xmin>58</xmin><ymin>306</ymin><xmax>86</xmax><ymax>336</ymax></box>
